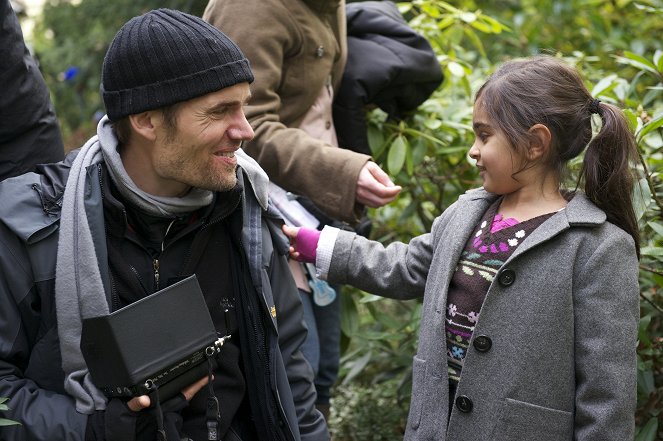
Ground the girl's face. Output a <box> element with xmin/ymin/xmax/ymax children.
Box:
<box><xmin>468</xmin><ymin>103</ymin><xmax>527</xmax><ymax>195</ymax></box>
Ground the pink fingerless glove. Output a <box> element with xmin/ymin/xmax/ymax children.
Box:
<box><xmin>295</xmin><ymin>228</ymin><xmax>321</xmax><ymax>263</ymax></box>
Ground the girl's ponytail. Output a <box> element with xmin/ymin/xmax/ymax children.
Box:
<box><xmin>581</xmin><ymin>100</ymin><xmax>640</xmax><ymax>258</ymax></box>
<box><xmin>477</xmin><ymin>56</ymin><xmax>641</xmax><ymax>257</ymax></box>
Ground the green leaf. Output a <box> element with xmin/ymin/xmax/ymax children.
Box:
<box><xmin>341</xmin><ymin>350</ymin><xmax>372</xmax><ymax>385</ymax></box>
<box><xmin>637</xmin><ymin>366</ymin><xmax>655</xmax><ymax>395</ymax></box>
<box><xmin>367</xmin><ymin>124</ymin><xmax>387</xmax><ymax>158</ymax></box>
<box><xmin>647</xmin><ymin>221</ymin><xmax>663</xmax><ymax>237</ymax></box>
<box><xmin>405</xmin><ymin>140</ymin><xmax>414</xmax><ymax>176</ymax></box>
<box><xmin>366</xmin><ymin>302</ymin><xmax>405</xmax><ymax>329</ymax></box>
<box><xmin>387</xmin><ymin>135</ymin><xmax>408</xmax><ymax>175</ymax></box>
<box><xmin>636</xmin><ymin>113</ymin><xmax>663</xmax><ymax>143</ymax></box>
<box><xmin>423</xmin><ymin>118</ymin><xmax>442</xmax><ymax>130</ymax></box>
<box><xmin>623</xmin><ymin>109</ymin><xmax>638</xmax><ymax>131</ymax></box>
<box><xmin>614</xmin><ymin>52</ymin><xmax>658</xmax><ymax>75</ymax></box>
<box><xmin>412</xmin><ymin>138</ymin><xmax>428</xmax><ymax>166</ymax></box>
<box><xmin>359</xmin><ymin>294</ymin><xmax>383</xmax><ymax>304</ymax></box>
<box><xmin>634</xmin><ymin>417</ymin><xmax>658</xmax><ymax>441</ymax></box>
<box><xmin>638</xmin><ymin>314</ymin><xmax>652</xmax><ymax>347</ymax></box>
<box><xmin>632</xmin><ymin>178</ymin><xmax>651</xmax><ymax>221</ymax></box>
<box><xmin>654</xmin><ymin>49</ymin><xmax>663</xmax><ymax>72</ymax></box>
<box><xmin>340</xmin><ymin>291</ymin><xmax>359</xmax><ymax>337</ymax></box>
<box><xmin>640</xmin><ymin>246</ymin><xmax>663</xmax><ymax>257</ymax></box>
<box><xmin>437</xmin><ymin>15</ymin><xmax>456</xmax><ymax>31</ymax></box>
<box><xmin>481</xmin><ymin>15</ymin><xmax>511</xmax><ymax>33</ymax></box>
<box><xmin>591</xmin><ymin>74</ymin><xmax>618</xmax><ymax>97</ymax></box>
<box><xmin>469</xmin><ymin>20</ymin><xmax>490</xmax><ymax>33</ymax></box>
<box><xmin>447</xmin><ymin>61</ymin><xmax>466</xmax><ymax>77</ymax></box>
<box><xmin>0</xmin><ymin>418</ymin><xmax>21</xmax><ymax>426</ymax></box>
<box><xmin>463</xmin><ymin>27</ymin><xmax>486</xmax><ymax>58</ymax></box>
<box><xmin>459</xmin><ymin>11</ymin><xmax>477</xmax><ymax>23</ymax></box>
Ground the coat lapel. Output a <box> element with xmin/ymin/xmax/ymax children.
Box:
<box><xmin>505</xmin><ymin>192</ymin><xmax>605</xmax><ymax>263</ymax></box>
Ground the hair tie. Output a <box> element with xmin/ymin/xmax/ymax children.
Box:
<box><xmin>588</xmin><ymin>99</ymin><xmax>602</xmax><ymax>115</ymax></box>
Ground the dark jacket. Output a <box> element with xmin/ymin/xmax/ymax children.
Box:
<box><xmin>0</xmin><ymin>0</ymin><xmax>64</xmax><ymax>180</ymax></box>
<box><xmin>0</xmin><ymin>148</ymin><xmax>327</xmax><ymax>440</ymax></box>
<box><xmin>333</xmin><ymin>0</ymin><xmax>443</xmax><ymax>154</ymax></box>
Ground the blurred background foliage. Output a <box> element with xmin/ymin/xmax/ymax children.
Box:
<box><xmin>22</xmin><ymin>0</ymin><xmax>663</xmax><ymax>439</ymax></box>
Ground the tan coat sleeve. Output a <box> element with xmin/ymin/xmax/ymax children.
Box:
<box><xmin>203</xmin><ymin>0</ymin><xmax>370</xmax><ymax>224</ymax></box>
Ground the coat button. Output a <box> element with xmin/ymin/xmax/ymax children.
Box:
<box><xmin>473</xmin><ymin>335</ymin><xmax>492</xmax><ymax>352</ymax></box>
<box><xmin>455</xmin><ymin>395</ymin><xmax>473</xmax><ymax>413</ymax></box>
<box><xmin>498</xmin><ymin>269</ymin><xmax>516</xmax><ymax>286</ymax></box>
<box><xmin>315</xmin><ymin>45</ymin><xmax>325</xmax><ymax>58</ymax></box>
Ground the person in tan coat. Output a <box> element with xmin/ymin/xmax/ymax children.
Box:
<box><xmin>203</xmin><ymin>0</ymin><xmax>401</xmax><ymax>420</ymax></box>
<box><xmin>204</xmin><ymin>0</ymin><xmax>400</xmax><ymax>225</ymax></box>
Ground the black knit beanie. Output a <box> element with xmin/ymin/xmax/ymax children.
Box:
<box><xmin>101</xmin><ymin>9</ymin><xmax>254</xmax><ymax>121</ymax></box>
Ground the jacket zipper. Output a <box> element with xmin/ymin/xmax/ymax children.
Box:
<box><xmin>154</xmin><ymin>219</ymin><xmax>176</xmax><ymax>290</ymax></box>
<box><xmin>97</xmin><ymin>164</ymin><xmax>121</xmax><ymax>310</ymax></box>
<box><xmin>153</xmin><ymin>259</ymin><xmax>160</xmax><ymax>291</ymax></box>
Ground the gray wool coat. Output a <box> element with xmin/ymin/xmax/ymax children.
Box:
<box><xmin>326</xmin><ymin>188</ymin><xmax>639</xmax><ymax>441</ymax></box>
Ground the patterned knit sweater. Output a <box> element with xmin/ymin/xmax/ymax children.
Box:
<box><xmin>446</xmin><ymin>198</ymin><xmax>555</xmax><ymax>383</ymax></box>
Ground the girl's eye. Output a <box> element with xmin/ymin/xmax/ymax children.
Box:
<box><xmin>479</xmin><ymin>133</ymin><xmax>489</xmax><ymax>142</ymax></box>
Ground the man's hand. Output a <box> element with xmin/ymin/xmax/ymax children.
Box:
<box><xmin>126</xmin><ymin>375</ymin><xmax>211</xmax><ymax>411</ymax></box>
<box><xmin>355</xmin><ymin>162</ymin><xmax>401</xmax><ymax>208</ymax></box>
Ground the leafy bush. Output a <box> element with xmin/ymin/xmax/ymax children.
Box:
<box><xmin>330</xmin><ymin>379</ymin><xmax>409</xmax><ymax>441</ymax></box>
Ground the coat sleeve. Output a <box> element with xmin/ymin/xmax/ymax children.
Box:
<box><xmin>572</xmin><ymin>230</ymin><xmax>639</xmax><ymax>440</ymax></box>
<box><xmin>0</xmin><ymin>225</ymin><xmax>88</xmax><ymax>440</ymax></box>
<box><xmin>326</xmin><ymin>204</ymin><xmax>457</xmax><ymax>299</ymax></box>
<box><xmin>203</xmin><ymin>0</ymin><xmax>371</xmax><ymax>225</ymax></box>
<box><xmin>263</xmin><ymin>217</ymin><xmax>330</xmax><ymax>441</ymax></box>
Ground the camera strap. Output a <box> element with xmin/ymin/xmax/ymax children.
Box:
<box><xmin>206</xmin><ymin>355</ymin><xmax>221</xmax><ymax>441</ymax></box>
<box><xmin>153</xmin><ymin>385</ymin><xmax>167</xmax><ymax>441</ymax></box>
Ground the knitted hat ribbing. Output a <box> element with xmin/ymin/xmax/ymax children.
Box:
<box><xmin>101</xmin><ymin>9</ymin><xmax>254</xmax><ymax>121</ymax></box>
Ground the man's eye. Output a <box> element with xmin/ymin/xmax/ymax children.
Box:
<box><xmin>210</xmin><ymin>110</ymin><xmax>228</xmax><ymax>119</ymax></box>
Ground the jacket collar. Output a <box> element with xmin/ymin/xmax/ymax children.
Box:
<box><xmin>236</xmin><ymin>149</ymin><xmax>269</xmax><ymax>210</ymax></box>
<box><xmin>460</xmin><ymin>187</ymin><xmax>606</xmax><ymax>263</ymax></box>
<box><xmin>0</xmin><ymin>151</ymin><xmax>77</xmax><ymax>243</ymax></box>
<box><xmin>459</xmin><ymin>187</ymin><xmax>605</xmax><ymax>226</ymax></box>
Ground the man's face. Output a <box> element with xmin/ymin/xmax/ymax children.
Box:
<box><xmin>150</xmin><ymin>83</ymin><xmax>254</xmax><ymax>196</ymax></box>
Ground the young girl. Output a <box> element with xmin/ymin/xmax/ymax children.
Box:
<box><xmin>283</xmin><ymin>55</ymin><xmax>641</xmax><ymax>441</ymax></box>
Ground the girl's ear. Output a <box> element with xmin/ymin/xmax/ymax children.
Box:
<box><xmin>128</xmin><ymin>111</ymin><xmax>158</xmax><ymax>142</ymax></box>
<box><xmin>527</xmin><ymin>123</ymin><xmax>552</xmax><ymax>161</ymax></box>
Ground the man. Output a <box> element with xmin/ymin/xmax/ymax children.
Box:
<box><xmin>0</xmin><ymin>9</ymin><xmax>327</xmax><ymax>441</ymax></box>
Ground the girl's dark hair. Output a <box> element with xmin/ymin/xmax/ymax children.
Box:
<box><xmin>475</xmin><ymin>55</ymin><xmax>640</xmax><ymax>257</ymax></box>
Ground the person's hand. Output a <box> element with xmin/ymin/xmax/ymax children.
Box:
<box><xmin>355</xmin><ymin>162</ymin><xmax>401</xmax><ymax>208</ymax></box>
<box><xmin>282</xmin><ymin>225</ymin><xmax>320</xmax><ymax>263</ymax></box>
<box><xmin>282</xmin><ymin>225</ymin><xmax>303</xmax><ymax>261</ymax></box>
<box><xmin>126</xmin><ymin>375</ymin><xmax>211</xmax><ymax>411</ymax></box>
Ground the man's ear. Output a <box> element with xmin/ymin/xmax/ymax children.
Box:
<box><xmin>128</xmin><ymin>111</ymin><xmax>157</xmax><ymax>142</ymax></box>
<box><xmin>527</xmin><ymin>123</ymin><xmax>552</xmax><ymax>161</ymax></box>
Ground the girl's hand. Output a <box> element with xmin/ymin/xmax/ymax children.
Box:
<box><xmin>282</xmin><ymin>225</ymin><xmax>320</xmax><ymax>263</ymax></box>
<box><xmin>282</xmin><ymin>224</ymin><xmax>302</xmax><ymax>261</ymax></box>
